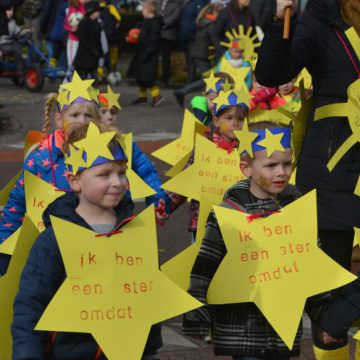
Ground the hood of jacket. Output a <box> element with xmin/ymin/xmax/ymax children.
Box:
<box><xmin>42</xmin><ymin>192</ymin><xmax>135</xmax><ymax>232</ymax></box>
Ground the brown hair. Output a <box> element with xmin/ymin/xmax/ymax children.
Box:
<box><xmin>69</xmin><ymin>0</ymin><xmax>80</xmax><ymax>8</ymax></box>
<box><xmin>216</xmin><ymin>104</ymin><xmax>248</xmax><ymax>120</ymax></box>
<box><xmin>143</xmin><ymin>0</ymin><xmax>157</xmax><ymax>14</ymax></box>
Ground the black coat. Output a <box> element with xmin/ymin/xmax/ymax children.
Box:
<box><xmin>212</xmin><ymin>3</ymin><xmax>256</xmax><ymax>58</ymax></box>
<box><xmin>127</xmin><ymin>16</ymin><xmax>162</xmax><ymax>87</ymax></box>
<box><xmin>74</xmin><ymin>16</ymin><xmax>102</xmax><ymax>71</ymax></box>
<box><xmin>255</xmin><ymin>0</ymin><xmax>360</xmax><ymax>230</ymax></box>
<box><xmin>12</xmin><ymin>192</ymin><xmax>162</xmax><ymax>359</ymax></box>
<box><xmin>249</xmin><ymin>0</ymin><xmax>276</xmax><ymax>30</ymax></box>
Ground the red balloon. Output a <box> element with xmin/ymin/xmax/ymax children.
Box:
<box><xmin>127</xmin><ymin>28</ymin><xmax>140</xmax><ymax>44</ymax></box>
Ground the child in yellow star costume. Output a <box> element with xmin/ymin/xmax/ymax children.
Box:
<box><xmin>12</xmin><ymin>122</ymin><xmax>162</xmax><ymax>360</ymax></box>
<box><xmin>0</xmin><ymin>72</ymin><xmax>102</xmax><ymax>276</ymax></box>
<box><xmin>98</xmin><ymin>87</ymin><xmax>171</xmax><ymax>214</ymax></box>
<box><xmin>182</xmin><ymin>121</ymin><xmax>326</xmax><ymax>359</ymax></box>
<box><xmin>215</xmin><ymin>38</ymin><xmax>252</xmax><ymax>90</ymax></box>
<box><xmin>155</xmin><ymin>90</ymin><xmax>248</xmax><ymax>237</ymax></box>
<box><xmin>188</xmin><ymin>71</ymin><xmax>235</xmax><ymax>128</ymax></box>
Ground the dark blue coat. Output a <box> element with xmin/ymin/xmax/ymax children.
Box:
<box><xmin>12</xmin><ymin>192</ymin><xmax>162</xmax><ymax>359</ymax></box>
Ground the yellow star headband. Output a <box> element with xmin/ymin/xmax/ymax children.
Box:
<box><xmin>57</xmin><ymin>71</ymin><xmax>96</xmax><ymax>112</ymax></box>
<box><xmin>64</xmin><ymin>122</ymin><xmax>127</xmax><ymax>175</ymax></box>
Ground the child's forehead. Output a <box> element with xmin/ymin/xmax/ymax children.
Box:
<box><xmin>253</xmin><ymin>149</ymin><xmax>293</xmax><ymax>162</ymax></box>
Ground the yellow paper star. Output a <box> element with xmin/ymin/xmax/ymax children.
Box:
<box><xmin>122</xmin><ymin>133</ymin><xmax>155</xmax><ymax>200</ymax></box>
<box><xmin>57</xmin><ymin>90</ymin><xmax>70</xmax><ymax>110</ymax></box>
<box><xmin>65</xmin><ymin>144</ymin><xmax>87</xmax><ymax>175</ymax></box>
<box><xmin>204</xmin><ymin>71</ymin><xmax>219</xmax><ymax>93</ymax></box>
<box><xmin>24</xmin><ymin>171</ymin><xmax>65</xmax><ymax>232</ymax></box>
<box><xmin>257</xmin><ymin>128</ymin><xmax>285</xmax><ymax>158</ymax></box>
<box><xmin>207</xmin><ymin>190</ymin><xmax>356</xmax><ymax>348</ymax></box>
<box><xmin>35</xmin><ymin>206</ymin><xmax>202</xmax><ymax>360</ymax></box>
<box><xmin>60</xmin><ymin>71</ymin><xmax>94</xmax><ymax>103</ymax></box>
<box><xmin>162</xmin><ymin>134</ymin><xmax>244</xmax><ymax>205</ymax></box>
<box><xmin>162</xmin><ymin>198</ymin><xmax>213</xmax><ymax>290</ymax></box>
<box><xmin>88</xmin><ymin>86</ymin><xmax>100</xmax><ymax>104</ymax></box>
<box><xmin>233</xmin><ymin>86</ymin><xmax>252</xmax><ymax>108</ymax></box>
<box><xmin>0</xmin><ymin>170</ymin><xmax>21</xmax><ymax>207</ymax></box>
<box><xmin>217</xmin><ymin>61</ymin><xmax>251</xmax><ymax>91</ymax></box>
<box><xmin>221</xmin><ymin>77</ymin><xmax>233</xmax><ymax>92</ymax></box>
<box><xmin>250</xmin><ymin>108</ymin><xmax>294</xmax><ymax>126</ymax></box>
<box><xmin>234</xmin><ymin>119</ymin><xmax>259</xmax><ymax>157</ymax></box>
<box><xmin>103</xmin><ymin>85</ymin><xmax>121</xmax><ymax>109</ymax></box>
<box><xmin>0</xmin><ymin>216</ymin><xmax>39</xmax><ymax>360</ymax></box>
<box><xmin>151</xmin><ymin>109</ymin><xmax>209</xmax><ymax>166</ymax></box>
<box><xmin>212</xmin><ymin>90</ymin><xmax>231</xmax><ymax>110</ymax></box>
<box><xmin>75</xmin><ymin>122</ymin><xmax>116</xmax><ymax>166</ymax></box>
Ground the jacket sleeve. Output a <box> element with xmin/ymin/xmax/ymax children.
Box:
<box><xmin>141</xmin><ymin>22</ymin><xmax>161</xmax><ymax>63</ymax></box>
<box><xmin>255</xmin><ymin>15</ymin><xmax>316</xmax><ymax>87</ymax></box>
<box><xmin>76</xmin><ymin>19</ymin><xmax>99</xmax><ymax>58</ymax></box>
<box><xmin>0</xmin><ymin>150</ymin><xmax>42</xmax><ymax>244</ymax></box>
<box><xmin>12</xmin><ymin>229</ymin><xmax>65</xmax><ymax>360</ymax></box>
<box><xmin>131</xmin><ymin>142</ymin><xmax>170</xmax><ymax>210</ymax></box>
<box><xmin>249</xmin><ymin>0</ymin><xmax>276</xmax><ymax>30</ymax></box>
<box><xmin>183</xmin><ymin>210</ymin><xmax>227</xmax><ymax>336</ymax></box>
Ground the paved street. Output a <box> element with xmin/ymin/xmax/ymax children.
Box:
<box><xmin>0</xmin><ymin>77</ymin><xmax>358</xmax><ymax>359</ymax></box>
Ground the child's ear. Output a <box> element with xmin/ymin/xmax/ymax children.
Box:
<box><xmin>212</xmin><ymin>115</ymin><xmax>220</xmax><ymax>128</ymax></box>
<box><xmin>240</xmin><ymin>158</ymin><xmax>252</xmax><ymax>178</ymax></box>
<box><xmin>66</xmin><ymin>173</ymin><xmax>81</xmax><ymax>192</ymax></box>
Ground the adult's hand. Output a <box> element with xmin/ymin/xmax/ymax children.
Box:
<box><xmin>275</xmin><ymin>0</ymin><xmax>298</xmax><ymax>20</ymax></box>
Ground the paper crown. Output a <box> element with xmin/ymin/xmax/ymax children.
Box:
<box><xmin>57</xmin><ymin>71</ymin><xmax>99</xmax><ymax>112</ymax></box>
<box><xmin>213</xmin><ymin>89</ymin><xmax>250</xmax><ymax>116</ymax></box>
<box><xmin>98</xmin><ymin>85</ymin><xmax>121</xmax><ymax>109</ymax></box>
<box><xmin>220</xmin><ymin>25</ymin><xmax>261</xmax><ymax>62</ymax></box>
<box><xmin>65</xmin><ymin>122</ymin><xmax>127</xmax><ymax>175</ymax></box>
<box><xmin>235</xmin><ymin>120</ymin><xmax>292</xmax><ymax>158</ymax></box>
<box><xmin>203</xmin><ymin>71</ymin><xmax>233</xmax><ymax>94</ymax></box>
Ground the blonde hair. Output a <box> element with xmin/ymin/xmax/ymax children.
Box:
<box><xmin>42</xmin><ymin>94</ymin><xmax>101</xmax><ymax>137</ymax></box>
<box><xmin>143</xmin><ymin>0</ymin><xmax>157</xmax><ymax>14</ymax></box>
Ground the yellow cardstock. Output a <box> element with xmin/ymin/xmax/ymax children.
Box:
<box><xmin>294</xmin><ymin>68</ymin><xmax>312</xmax><ymax>90</ymax></box>
<box><xmin>36</xmin><ymin>206</ymin><xmax>202</xmax><ymax>360</ymax></box>
<box><xmin>24</xmin><ymin>171</ymin><xmax>65</xmax><ymax>232</ymax></box>
<box><xmin>207</xmin><ymin>190</ymin><xmax>356</xmax><ymax>349</ymax></box>
<box><xmin>249</xmin><ymin>108</ymin><xmax>294</xmax><ymax>126</ymax></box>
<box><xmin>122</xmin><ymin>133</ymin><xmax>156</xmax><ymax>199</ymax></box>
<box><xmin>165</xmin><ymin>152</ymin><xmax>192</xmax><ymax>178</ymax></box>
<box><xmin>162</xmin><ymin>135</ymin><xmax>244</xmax><ymax>204</ymax></box>
<box><xmin>151</xmin><ymin>109</ymin><xmax>209</xmax><ymax>166</ymax></box>
<box><xmin>0</xmin><ymin>226</ymin><xmax>21</xmax><ymax>255</ymax></box>
<box><xmin>0</xmin><ymin>171</ymin><xmax>21</xmax><ymax>207</ymax></box>
<box><xmin>161</xmin><ymin>198</ymin><xmax>213</xmax><ymax>290</ymax></box>
<box><xmin>0</xmin><ymin>216</ymin><xmax>39</xmax><ymax>360</ymax></box>
<box><xmin>217</xmin><ymin>61</ymin><xmax>251</xmax><ymax>91</ymax></box>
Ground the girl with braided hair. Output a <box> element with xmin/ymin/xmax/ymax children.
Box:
<box><xmin>0</xmin><ymin>91</ymin><xmax>101</xmax><ymax>275</ymax></box>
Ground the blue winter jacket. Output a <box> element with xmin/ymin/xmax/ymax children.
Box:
<box><xmin>12</xmin><ymin>192</ymin><xmax>162</xmax><ymax>359</ymax></box>
<box><xmin>0</xmin><ymin>131</ymin><xmax>169</xmax><ymax>274</ymax></box>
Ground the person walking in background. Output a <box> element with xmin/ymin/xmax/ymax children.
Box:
<box><xmin>158</xmin><ymin>0</ymin><xmax>181</xmax><ymax>88</ymax></box>
<box><xmin>63</xmin><ymin>0</ymin><xmax>86</xmax><ymax>82</ymax></box>
<box><xmin>178</xmin><ymin>0</ymin><xmax>207</xmax><ymax>83</ymax></box>
<box><xmin>74</xmin><ymin>1</ymin><xmax>104</xmax><ymax>80</ymax></box>
<box><xmin>128</xmin><ymin>0</ymin><xmax>164</xmax><ymax>106</ymax></box>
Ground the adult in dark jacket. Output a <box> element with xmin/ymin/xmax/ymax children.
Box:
<box><xmin>74</xmin><ymin>1</ymin><xmax>103</xmax><ymax>79</ymax></box>
<box><xmin>158</xmin><ymin>0</ymin><xmax>181</xmax><ymax>87</ymax></box>
<box><xmin>212</xmin><ymin>0</ymin><xmax>256</xmax><ymax>59</ymax></box>
<box><xmin>256</xmin><ymin>0</ymin><xmax>360</xmax><ymax>269</ymax></box>
<box><xmin>178</xmin><ymin>0</ymin><xmax>207</xmax><ymax>83</ymax></box>
<box><xmin>255</xmin><ymin>0</ymin><xmax>360</xmax><ymax>357</ymax></box>
<box><xmin>39</xmin><ymin>0</ymin><xmax>67</xmax><ymax>65</ymax></box>
<box><xmin>11</xmin><ymin>192</ymin><xmax>162</xmax><ymax>359</ymax></box>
